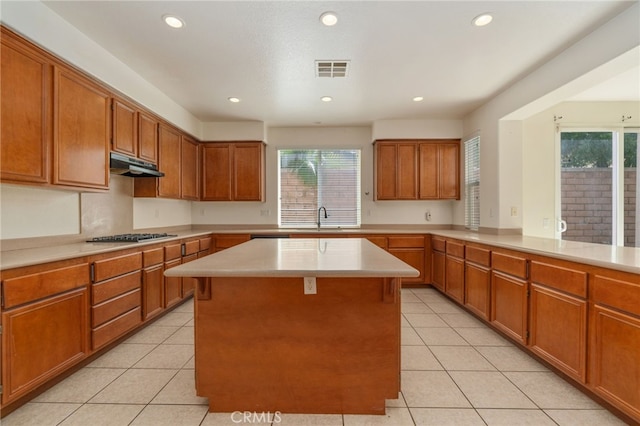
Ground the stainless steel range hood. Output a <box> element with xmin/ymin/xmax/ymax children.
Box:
<box><xmin>109</xmin><ymin>152</ymin><xmax>164</xmax><ymax>178</ymax></box>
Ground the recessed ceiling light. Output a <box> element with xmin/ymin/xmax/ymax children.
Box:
<box><xmin>472</xmin><ymin>13</ymin><xmax>493</xmax><ymax>27</ymax></box>
<box><xmin>413</xmin><ymin>96</ymin><xmax>424</xmax><ymax>102</ymax></box>
<box><xmin>163</xmin><ymin>15</ymin><xmax>185</xmax><ymax>29</ymax></box>
<box><xmin>228</xmin><ymin>97</ymin><xmax>240</xmax><ymax>103</ymax></box>
<box><xmin>320</xmin><ymin>12</ymin><xmax>338</xmax><ymax>26</ymax></box>
<box><xmin>321</xmin><ymin>96</ymin><xmax>333</xmax><ymax>102</ymax></box>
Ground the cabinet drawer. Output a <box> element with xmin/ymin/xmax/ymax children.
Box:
<box><xmin>2</xmin><ymin>263</ymin><xmax>89</xmax><ymax>309</ymax></box>
<box><xmin>361</xmin><ymin>236</ymin><xmax>387</xmax><ymax>249</ymax></box>
<box><xmin>184</xmin><ymin>240</ymin><xmax>199</xmax><ymax>256</ymax></box>
<box><xmin>165</xmin><ymin>243</ymin><xmax>182</xmax><ymax>261</ymax></box>
<box><xmin>143</xmin><ymin>248</ymin><xmax>164</xmax><ymax>268</ymax></box>
<box><xmin>466</xmin><ymin>245</ymin><xmax>490</xmax><ymax>267</ymax></box>
<box><xmin>199</xmin><ymin>237</ymin><xmax>212</xmax><ymax>251</ymax></box>
<box><xmin>93</xmin><ymin>252</ymin><xmax>142</xmax><ymax>282</ymax></box>
<box><xmin>446</xmin><ymin>240</ymin><xmax>465</xmax><ymax>258</ymax></box>
<box><xmin>592</xmin><ymin>273</ymin><xmax>640</xmax><ymax>317</ymax></box>
<box><xmin>92</xmin><ymin>271</ymin><xmax>141</xmax><ymax>305</ymax></box>
<box><xmin>530</xmin><ymin>261</ymin><xmax>587</xmax><ymax>298</ymax></box>
<box><xmin>432</xmin><ymin>237</ymin><xmax>446</xmax><ymax>252</ymax></box>
<box><xmin>388</xmin><ymin>236</ymin><xmax>424</xmax><ymax>248</ymax></box>
<box><xmin>92</xmin><ymin>307</ymin><xmax>141</xmax><ymax>349</ymax></box>
<box><xmin>492</xmin><ymin>252</ymin><xmax>527</xmax><ymax>279</ymax></box>
<box><xmin>92</xmin><ymin>288</ymin><xmax>141</xmax><ymax>327</ymax></box>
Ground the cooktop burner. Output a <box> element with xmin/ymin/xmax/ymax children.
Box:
<box><xmin>87</xmin><ymin>233</ymin><xmax>177</xmax><ymax>243</ymax></box>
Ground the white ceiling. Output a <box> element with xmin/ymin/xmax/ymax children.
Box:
<box><xmin>42</xmin><ymin>1</ymin><xmax>639</xmax><ymax>127</ymax></box>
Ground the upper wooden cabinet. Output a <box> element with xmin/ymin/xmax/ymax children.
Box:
<box><xmin>419</xmin><ymin>141</ymin><xmax>460</xmax><ymax>200</ymax></box>
<box><xmin>201</xmin><ymin>142</ymin><xmax>265</xmax><ymax>201</ymax></box>
<box><xmin>112</xmin><ymin>98</ymin><xmax>160</xmax><ymax>165</ymax></box>
<box><xmin>53</xmin><ymin>67</ymin><xmax>110</xmax><ymax>190</ymax></box>
<box><xmin>111</xmin><ymin>97</ymin><xmax>137</xmax><ymax>158</ymax></box>
<box><xmin>374</xmin><ymin>139</ymin><xmax>460</xmax><ymax>200</ymax></box>
<box><xmin>134</xmin><ymin>123</ymin><xmax>182</xmax><ymax>198</ymax></box>
<box><xmin>181</xmin><ymin>135</ymin><xmax>199</xmax><ymax>200</ymax></box>
<box><xmin>0</xmin><ymin>28</ymin><xmax>52</xmax><ymax>184</ymax></box>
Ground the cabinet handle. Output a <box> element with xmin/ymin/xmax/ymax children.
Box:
<box><xmin>181</xmin><ymin>243</ymin><xmax>186</xmax><ymax>257</ymax></box>
<box><xmin>90</xmin><ymin>263</ymin><xmax>95</xmax><ymax>283</ymax></box>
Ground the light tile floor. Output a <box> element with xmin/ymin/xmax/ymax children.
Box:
<box><xmin>1</xmin><ymin>288</ymin><xmax>628</xmax><ymax>426</ymax></box>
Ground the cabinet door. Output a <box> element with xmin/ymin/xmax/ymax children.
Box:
<box><xmin>529</xmin><ymin>284</ymin><xmax>587</xmax><ymax>382</ymax></box>
<box><xmin>142</xmin><ymin>264</ymin><xmax>164</xmax><ymax>321</ymax></box>
<box><xmin>1</xmin><ymin>288</ymin><xmax>89</xmax><ymax>405</ymax></box>
<box><xmin>396</xmin><ymin>143</ymin><xmax>418</xmax><ymax>199</ymax></box>
<box><xmin>590</xmin><ymin>305</ymin><xmax>640</xmax><ymax>421</ymax></box>
<box><xmin>375</xmin><ymin>143</ymin><xmax>398</xmax><ymax>200</ymax></box>
<box><xmin>418</xmin><ymin>143</ymin><xmax>438</xmax><ymax>199</ymax></box>
<box><xmin>389</xmin><ymin>249</ymin><xmax>424</xmax><ymax>285</ymax></box>
<box><xmin>438</xmin><ymin>143</ymin><xmax>460</xmax><ymax>199</ymax></box>
<box><xmin>445</xmin><ymin>255</ymin><xmax>464</xmax><ymax>303</ymax></box>
<box><xmin>164</xmin><ymin>259</ymin><xmax>183</xmax><ymax>308</ymax></box>
<box><xmin>491</xmin><ymin>271</ymin><xmax>528</xmax><ymax>344</ymax></box>
<box><xmin>1</xmin><ymin>30</ymin><xmax>51</xmax><ymax>184</ymax></box>
<box><xmin>464</xmin><ymin>263</ymin><xmax>490</xmax><ymax>320</ymax></box>
<box><xmin>431</xmin><ymin>250</ymin><xmax>445</xmax><ymax>292</ymax></box>
<box><xmin>181</xmin><ymin>136</ymin><xmax>199</xmax><ymax>200</ymax></box>
<box><xmin>112</xmin><ymin>98</ymin><xmax>137</xmax><ymax>157</ymax></box>
<box><xmin>53</xmin><ymin>67</ymin><xmax>110</xmax><ymax>189</ymax></box>
<box><xmin>138</xmin><ymin>111</ymin><xmax>158</xmax><ymax>164</ymax></box>
<box><xmin>234</xmin><ymin>143</ymin><xmax>264</xmax><ymax>201</ymax></box>
<box><xmin>201</xmin><ymin>144</ymin><xmax>232</xmax><ymax>201</ymax></box>
<box><xmin>181</xmin><ymin>254</ymin><xmax>198</xmax><ymax>297</ymax></box>
<box><xmin>157</xmin><ymin>124</ymin><xmax>181</xmax><ymax>198</ymax></box>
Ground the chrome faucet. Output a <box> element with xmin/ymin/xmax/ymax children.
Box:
<box><xmin>317</xmin><ymin>206</ymin><xmax>328</xmax><ymax>230</ymax></box>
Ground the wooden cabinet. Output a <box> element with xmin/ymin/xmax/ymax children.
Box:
<box><xmin>388</xmin><ymin>236</ymin><xmax>425</xmax><ymax>285</ymax></box>
<box><xmin>430</xmin><ymin>237</ymin><xmax>446</xmax><ymax>292</ymax></box>
<box><xmin>90</xmin><ymin>251</ymin><xmax>142</xmax><ymax>350</ymax></box>
<box><xmin>529</xmin><ymin>260</ymin><xmax>587</xmax><ymax>382</ymax></box>
<box><xmin>141</xmin><ymin>247</ymin><xmax>164</xmax><ymax>321</ymax></box>
<box><xmin>111</xmin><ymin>97</ymin><xmax>137</xmax><ymax>158</ymax></box>
<box><xmin>213</xmin><ymin>234</ymin><xmax>252</xmax><ymax>252</ymax></box>
<box><xmin>490</xmin><ymin>250</ymin><xmax>529</xmax><ymax>345</ymax></box>
<box><xmin>53</xmin><ymin>66</ymin><xmax>110</xmax><ymax>190</ymax></box>
<box><xmin>0</xmin><ymin>261</ymin><xmax>90</xmax><ymax>405</ymax></box>
<box><xmin>444</xmin><ymin>239</ymin><xmax>465</xmax><ymax>303</ymax></box>
<box><xmin>418</xmin><ymin>141</ymin><xmax>460</xmax><ymax>200</ymax></box>
<box><xmin>181</xmin><ymin>136</ymin><xmax>199</xmax><ymax>200</ymax></box>
<box><xmin>464</xmin><ymin>244</ymin><xmax>491</xmax><ymax>320</ymax></box>
<box><xmin>201</xmin><ymin>142</ymin><xmax>265</xmax><ymax>201</ymax></box>
<box><xmin>134</xmin><ymin>123</ymin><xmax>182</xmax><ymax>198</ymax></box>
<box><xmin>374</xmin><ymin>142</ymin><xmax>417</xmax><ymax>200</ymax></box>
<box><xmin>589</xmin><ymin>270</ymin><xmax>640</xmax><ymax>423</ymax></box>
<box><xmin>374</xmin><ymin>139</ymin><xmax>460</xmax><ymax>200</ymax></box>
<box><xmin>1</xmin><ymin>27</ymin><xmax>51</xmax><ymax>185</ymax></box>
<box><xmin>164</xmin><ymin>243</ymin><xmax>183</xmax><ymax>308</ymax></box>
<box><xmin>138</xmin><ymin>111</ymin><xmax>159</xmax><ymax>164</ymax></box>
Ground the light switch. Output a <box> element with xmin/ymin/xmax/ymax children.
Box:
<box><xmin>303</xmin><ymin>277</ymin><xmax>317</xmax><ymax>295</ymax></box>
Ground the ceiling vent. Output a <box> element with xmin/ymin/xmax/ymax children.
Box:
<box><xmin>316</xmin><ymin>60</ymin><xmax>349</xmax><ymax>78</ymax></box>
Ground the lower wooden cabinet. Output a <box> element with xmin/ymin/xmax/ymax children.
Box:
<box><xmin>490</xmin><ymin>270</ymin><xmax>528</xmax><ymax>344</ymax></box>
<box><xmin>142</xmin><ymin>247</ymin><xmax>165</xmax><ymax>321</ymax></box>
<box><xmin>464</xmin><ymin>262</ymin><xmax>491</xmax><ymax>320</ymax></box>
<box><xmin>1</xmin><ymin>288</ymin><xmax>89</xmax><ymax>405</ymax></box>
<box><xmin>444</xmin><ymin>240</ymin><xmax>465</xmax><ymax>303</ymax></box>
<box><xmin>589</xmin><ymin>272</ymin><xmax>640</xmax><ymax>423</ymax></box>
<box><xmin>388</xmin><ymin>236</ymin><xmax>425</xmax><ymax>285</ymax></box>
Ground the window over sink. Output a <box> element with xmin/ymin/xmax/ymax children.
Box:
<box><xmin>278</xmin><ymin>149</ymin><xmax>361</xmax><ymax>228</ymax></box>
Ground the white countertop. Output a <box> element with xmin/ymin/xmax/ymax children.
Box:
<box><xmin>164</xmin><ymin>238</ymin><xmax>420</xmax><ymax>278</ymax></box>
<box><xmin>430</xmin><ymin>230</ymin><xmax>640</xmax><ymax>274</ymax></box>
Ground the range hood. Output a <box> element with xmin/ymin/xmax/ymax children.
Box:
<box><xmin>109</xmin><ymin>152</ymin><xmax>164</xmax><ymax>178</ymax></box>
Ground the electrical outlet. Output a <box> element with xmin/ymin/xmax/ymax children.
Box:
<box><xmin>303</xmin><ymin>277</ymin><xmax>317</xmax><ymax>295</ymax></box>
<box><xmin>260</xmin><ymin>209</ymin><xmax>270</xmax><ymax>217</ymax></box>
<box><xmin>510</xmin><ymin>206</ymin><xmax>518</xmax><ymax>217</ymax></box>
<box><xmin>425</xmin><ymin>210</ymin><xmax>432</xmax><ymax>221</ymax></box>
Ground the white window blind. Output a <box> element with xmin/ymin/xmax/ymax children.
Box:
<box><xmin>278</xmin><ymin>149</ymin><xmax>361</xmax><ymax>228</ymax></box>
<box><xmin>464</xmin><ymin>137</ymin><xmax>480</xmax><ymax>231</ymax></box>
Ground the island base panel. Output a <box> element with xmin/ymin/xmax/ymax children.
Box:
<box><xmin>195</xmin><ymin>276</ymin><xmax>401</xmax><ymax>414</ymax></box>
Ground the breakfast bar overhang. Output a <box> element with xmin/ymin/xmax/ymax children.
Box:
<box><xmin>164</xmin><ymin>238</ymin><xmax>419</xmax><ymax>415</ymax></box>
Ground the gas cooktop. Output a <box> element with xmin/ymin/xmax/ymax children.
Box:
<box><xmin>87</xmin><ymin>233</ymin><xmax>177</xmax><ymax>243</ymax></box>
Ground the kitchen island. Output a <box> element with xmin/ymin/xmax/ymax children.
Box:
<box><xmin>164</xmin><ymin>238</ymin><xmax>419</xmax><ymax>414</ymax></box>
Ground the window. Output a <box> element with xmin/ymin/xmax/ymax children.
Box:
<box><xmin>557</xmin><ymin>128</ymin><xmax>638</xmax><ymax>247</ymax></box>
<box><xmin>278</xmin><ymin>149</ymin><xmax>361</xmax><ymax>228</ymax></box>
<box><xmin>464</xmin><ymin>136</ymin><xmax>480</xmax><ymax>231</ymax></box>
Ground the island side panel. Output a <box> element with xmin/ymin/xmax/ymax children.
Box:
<box><xmin>195</xmin><ymin>276</ymin><xmax>401</xmax><ymax>414</ymax></box>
